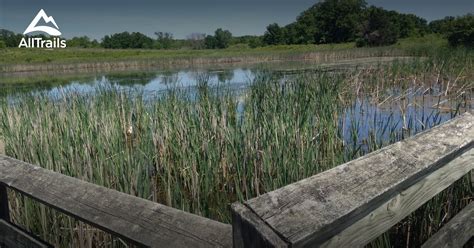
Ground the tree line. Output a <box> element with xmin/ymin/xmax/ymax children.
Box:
<box><xmin>1</xmin><ymin>0</ymin><xmax>472</xmax><ymax>49</ymax></box>
<box><xmin>0</xmin><ymin>28</ymin><xmax>238</xmax><ymax>50</ymax></box>
<box><xmin>262</xmin><ymin>0</ymin><xmax>472</xmax><ymax>47</ymax></box>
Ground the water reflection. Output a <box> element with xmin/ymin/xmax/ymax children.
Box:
<box><xmin>1</xmin><ymin>58</ymin><xmax>471</xmax><ymax>158</ymax></box>
<box><xmin>0</xmin><ymin>68</ymin><xmax>255</xmax><ymax>98</ymax></box>
<box><xmin>1</xmin><ymin>57</ymin><xmax>411</xmax><ymax>97</ymax></box>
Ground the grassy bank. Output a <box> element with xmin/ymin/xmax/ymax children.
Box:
<box><xmin>0</xmin><ymin>35</ymin><xmax>451</xmax><ymax>73</ymax></box>
<box><xmin>0</xmin><ymin>50</ymin><xmax>472</xmax><ymax>247</ymax></box>
<box><xmin>0</xmin><ymin>42</ymin><xmax>352</xmax><ymax>65</ymax></box>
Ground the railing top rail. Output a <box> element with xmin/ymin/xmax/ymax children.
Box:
<box><xmin>421</xmin><ymin>202</ymin><xmax>474</xmax><ymax>248</ymax></box>
<box><xmin>232</xmin><ymin>112</ymin><xmax>474</xmax><ymax>247</ymax></box>
<box><xmin>0</xmin><ymin>156</ymin><xmax>232</xmax><ymax>248</ymax></box>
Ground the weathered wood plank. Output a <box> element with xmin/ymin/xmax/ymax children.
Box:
<box><xmin>0</xmin><ymin>220</ymin><xmax>52</xmax><ymax>248</ymax></box>
<box><xmin>0</xmin><ymin>156</ymin><xmax>232</xmax><ymax>248</ymax></box>
<box><xmin>237</xmin><ymin>112</ymin><xmax>474</xmax><ymax>247</ymax></box>
<box><xmin>321</xmin><ymin>148</ymin><xmax>474</xmax><ymax>247</ymax></box>
<box><xmin>231</xmin><ymin>203</ymin><xmax>287</xmax><ymax>248</ymax></box>
<box><xmin>421</xmin><ymin>202</ymin><xmax>474</xmax><ymax>248</ymax></box>
<box><xmin>464</xmin><ymin>237</ymin><xmax>474</xmax><ymax>248</ymax></box>
<box><xmin>0</xmin><ymin>184</ymin><xmax>9</xmax><ymax>221</ymax></box>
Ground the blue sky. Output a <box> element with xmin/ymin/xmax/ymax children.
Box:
<box><xmin>0</xmin><ymin>0</ymin><xmax>472</xmax><ymax>39</ymax></box>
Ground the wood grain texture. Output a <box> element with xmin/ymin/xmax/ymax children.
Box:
<box><xmin>231</xmin><ymin>203</ymin><xmax>287</xmax><ymax>248</ymax></box>
<box><xmin>321</xmin><ymin>149</ymin><xmax>474</xmax><ymax>247</ymax></box>
<box><xmin>241</xmin><ymin>112</ymin><xmax>474</xmax><ymax>247</ymax></box>
<box><xmin>0</xmin><ymin>156</ymin><xmax>232</xmax><ymax>248</ymax></box>
<box><xmin>0</xmin><ymin>220</ymin><xmax>52</xmax><ymax>248</ymax></box>
<box><xmin>421</xmin><ymin>202</ymin><xmax>474</xmax><ymax>248</ymax></box>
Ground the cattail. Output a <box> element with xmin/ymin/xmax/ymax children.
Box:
<box><xmin>126</xmin><ymin>125</ymin><xmax>133</xmax><ymax>137</ymax></box>
<box><xmin>126</xmin><ymin>125</ymin><xmax>134</xmax><ymax>149</ymax></box>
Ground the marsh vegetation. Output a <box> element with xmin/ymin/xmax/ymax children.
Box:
<box><xmin>0</xmin><ymin>46</ymin><xmax>472</xmax><ymax>247</ymax></box>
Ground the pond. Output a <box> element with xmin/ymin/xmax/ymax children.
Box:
<box><xmin>0</xmin><ymin>57</ymin><xmax>413</xmax><ymax>96</ymax></box>
<box><xmin>1</xmin><ymin>56</ymin><xmax>472</xmax><ymax>242</ymax></box>
<box><xmin>0</xmin><ymin>56</ymin><xmax>471</xmax><ymax>153</ymax></box>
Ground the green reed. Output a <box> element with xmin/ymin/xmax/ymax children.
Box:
<box><xmin>0</xmin><ymin>53</ymin><xmax>472</xmax><ymax>247</ymax></box>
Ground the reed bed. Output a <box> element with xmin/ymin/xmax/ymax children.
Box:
<box><xmin>0</xmin><ymin>51</ymin><xmax>472</xmax><ymax>247</ymax></box>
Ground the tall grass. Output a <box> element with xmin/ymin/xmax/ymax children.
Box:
<box><xmin>0</xmin><ymin>50</ymin><xmax>472</xmax><ymax>247</ymax></box>
<box><xmin>3</xmin><ymin>34</ymin><xmax>443</xmax><ymax>74</ymax></box>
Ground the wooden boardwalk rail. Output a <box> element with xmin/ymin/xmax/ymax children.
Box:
<box><xmin>0</xmin><ymin>157</ymin><xmax>232</xmax><ymax>247</ymax></box>
<box><xmin>232</xmin><ymin>112</ymin><xmax>474</xmax><ymax>247</ymax></box>
<box><xmin>0</xmin><ymin>112</ymin><xmax>473</xmax><ymax>247</ymax></box>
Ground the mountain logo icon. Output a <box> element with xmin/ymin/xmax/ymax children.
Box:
<box><xmin>23</xmin><ymin>9</ymin><xmax>62</xmax><ymax>36</ymax></box>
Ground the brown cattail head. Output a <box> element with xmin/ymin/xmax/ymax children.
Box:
<box><xmin>126</xmin><ymin>125</ymin><xmax>133</xmax><ymax>137</ymax></box>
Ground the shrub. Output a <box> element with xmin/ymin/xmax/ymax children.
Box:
<box><xmin>357</xmin><ymin>7</ymin><xmax>399</xmax><ymax>47</ymax></box>
<box><xmin>446</xmin><ymin>14</ymin><xmax>474</xmax><ymax>47</ymax></box>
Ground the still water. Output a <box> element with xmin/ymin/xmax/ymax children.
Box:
<box><xmin>0</xmin><ymin>57</ymin><xmax>410</xmax><ymax>97</ymax></box>
<box><xmin>0</xmin><ymin>58</ymin><xmax>471</xmax><ymax>152</ymax></box>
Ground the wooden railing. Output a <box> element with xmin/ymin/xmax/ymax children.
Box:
<box><xmin>0</xmin><ymin>157</ymin><xmax>232</xmax><ymax>248</ymax></box>
<box><xmin>0</xmin><ymin>112</ymin><xmax>473</xmax><ymax>247</ymax></box>
<box><xmin>232</xmin><ymin>112</ymin><xmax>474</xmax><ymax>247</ymax></box>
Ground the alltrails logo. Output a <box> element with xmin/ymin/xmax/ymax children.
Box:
<box><xmin>19</xmin><ymin>9</ymin><xmax>67</xmax><ymax>48</ymax></box>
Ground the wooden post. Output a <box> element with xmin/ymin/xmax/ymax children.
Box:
<box><xmin>0</xmin><ymin>138</ymin><xmax>8</xmax><ymax>221</ymax></box>
<box><xmin>0</xmin><ymin>184</ymin><xmax>9</xmax><ymax>221</ymax></box>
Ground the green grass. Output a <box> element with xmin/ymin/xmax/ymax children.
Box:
<box><xmin>0</xmin><ymin>35</ymin><xmax>473</xmax><ymax>247</ymax></box>
<box><xmin>0</xmin><ymin>49</ymin><xmax>472</xmax><ymax>247</ymax></box>
<box><xmin>0</xmin><ymin>35</ymin><xmax>448</xmax><ymax>67</ymax></box>
<box><xmin>0</xmin><ymin>42</ymin><xmax>352</xmax><ymax>65</ymax></box>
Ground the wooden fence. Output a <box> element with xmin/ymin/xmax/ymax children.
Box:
<box><xmin>0</xmin><ymin>112</ymin><xmax>473</xmax><ymax>247</ymax></box>
<box><xmin>0</xmin><ymin>155</ymin><xmax>232</xmax><ymax>248</ymax></box>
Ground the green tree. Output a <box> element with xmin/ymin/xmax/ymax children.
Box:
<box><xmin>261</xmin><ymin>0</ymin><xmax>432</xmax><ymax>46</ymax></box>
<box><xmin>248</xmin><ymin>36</ymin><xmax>263</xmax><ymax>48</ymax></box>
<box><xmin>214</xmin><ymin>28</ymin><xmax>232</xmax><ymax>49</ymax></box>
<box><xmin>357</xmin><ymin>7</ymin><xmax>399</xmax><ymax>47</ymax></box>
<box><xmin>290</xmin><ymin>6</ymin><xmax>319</xmax><ymax>44</ymax></box>
<box><xmin>0</xmin><ymin>40</ymin><xmax>6</xmax><ymax>49</ymax></box>
<box><xmin>294</xmin><ymin>0</ymin><xmax>367</xmax><ymax>44</ymax></box>
<box><xmin>396</xmin><ymin>13</ymin><xmax>428</xmax><ymax>38</ymax></box>
<box><xmin>205</xmin><ymin>28</ymin><xmax>232</xmax><ymax>49</ymax></box>
<box><xmin>102</xmin><ymin>32</ymin><xmax>153</xmax><ymax>49</ymax></box>
<box><xmin>0</xmin><ymin>29</ymin><xmax>23</xmax><ymax>47</ymax></box>
<box><xmin>130</xmin><ymin>32</ymin><xmax>154</xmax><ymax>49</ymax></box>
<box><xmin>204</xmin><ymin>35</ymin><xmax>217</xmax><ymax>49</ymax></box>
<box><xmin>429</xmin><ymin>16</ymin><xmax>456</xmax><ymax>34</ymax></box>
<box><xmin>263</xmin><ymin>23</ymin><xmax>286</xmax><ymax>45</ymax></box>
<box><xmin>283</xmin><ymin>23</ymin><xmax>302</xmax><ymax>44</ymax></box>
<box><xmin>446</xmin><ymin>14</ymin><xmax>474</xmax><ymax>47</ymax></box>
<box><xmin>68</xmin><ymin>36</ymin><xmax>99</xmax><ymax>48</ymax></box>
<box><xmin>154</xmin><ymin>32</ymin><xmax>174</xmax><ymax>49</ymax></box>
